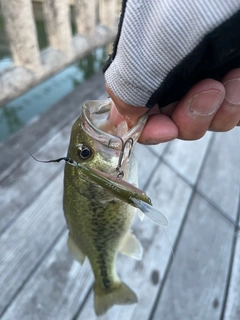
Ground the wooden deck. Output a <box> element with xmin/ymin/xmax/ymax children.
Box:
<box><xmin>0</xmin><ymin>72</ymin><xmax>240</xmax><ymax>320</ymax></box>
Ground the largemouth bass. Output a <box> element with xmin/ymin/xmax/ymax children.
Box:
<box><xmin>62</xmin><ymin>99</ymin><xmax>167</xmax><ymax>315</ymax></box>
<box><xmin>33</xmin><ymin>99</ymin><xmax>167</xmax><ymax>316</ymax></box>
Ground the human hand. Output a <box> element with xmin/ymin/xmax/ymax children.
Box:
<box><xmin>107</xmin><ymin>68</ymin><xmax>240</xmax><ymax>144</ymax></box>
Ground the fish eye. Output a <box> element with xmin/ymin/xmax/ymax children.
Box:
<box><xmin>78</xmin><ymin>145</ymin><xmax>92</xmax><ymax>160</ymax></box>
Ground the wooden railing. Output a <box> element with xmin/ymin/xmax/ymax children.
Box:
<box><xmin>0</xmin><ymin>0</ymin><xmax>119</xmax><ymax>106</ymax></box>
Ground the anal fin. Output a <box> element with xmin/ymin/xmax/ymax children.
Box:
<box><xmin>67</xmin><ymin>233</ymin><xmax>86</xmax><ymax>265</ymax></box>
<box><xmin>119</xmin><ymin>232</ymin><xmax>143</xmax><ymax>260</ymax></box>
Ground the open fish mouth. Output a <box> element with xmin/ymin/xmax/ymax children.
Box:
<box><xmin>81</xmin><ymin>99</ymin><xmax>149</xmax><ymax>178</ymax></box>
<box><xmin>81</xmin><ymin>99</ymin><xmax>148</xmax><ymax>149</ymax></box>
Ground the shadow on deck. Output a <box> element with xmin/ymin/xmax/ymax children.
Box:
<box><xmin>0</xmin><ymin>72</ymin><xmax>240</xmax><ymax>320</ymax></box>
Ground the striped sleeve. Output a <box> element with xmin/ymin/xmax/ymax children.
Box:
<box><xmin>103</xmin><ymin>0</ymin><xmax>240</xmax><ymax>108</ymax></box>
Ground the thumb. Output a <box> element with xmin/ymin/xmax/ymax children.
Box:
<box><xmin>106</xmin><ymin>84</ymin><xmax>148</xmax><ymax>127</ymax></box>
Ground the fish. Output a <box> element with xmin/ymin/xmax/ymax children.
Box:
<box><xmin>35</xmin><ymin>99</ymin><xmax>168</xmax><ymax>316</ymax></box>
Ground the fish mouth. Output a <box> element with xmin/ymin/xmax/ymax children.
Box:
<box><xmin>81</xmin><ymin>99</ymin><xmax>148</xmax><ymax>150</ymax></box>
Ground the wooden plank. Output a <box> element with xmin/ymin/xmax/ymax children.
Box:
<box><xmin>221</xmin><ymin>126</ymin><xmax>240</xmax><ymax>320</ymax></box>
<box><xmin>152</xmin><ymin>129</ymin><xmax>240</xmax><ymax>320</ymax></box>
<box><xmin>223</xmin><ymin>227</ymin><xmax>240</xmax><ymax>320</ymax></box>
<box><xmin>134</xmin><ymin>143</ymin><xmax>169</xmax><ymax>189</ymax></box>
<box><xmin>76</xmin><ymin>162</ymin><xmax>193</xmax><ymax>319</ymax></box>
<box><xmin>197</xmin><ymin>128</ymin><xmax>240</xmax><ymax>219</ymax></box>
<box><xmin>0</xmin><ymin>126</ymin><xmax>69</xmax><ymax>234</ymax></box>
<box><xmin>0</xmin><ymin>173</ymin><xmax>65</xmax><ymax>316</ymax></box>
<box><xmin>1</xmin><ymin>231</ymin><xmax>94</xmax><ymax>320</ymax></box>
<box><xmin>163</xmin><ymin>132</ymin><xmax>213</xmax><ymax>185</ymax></box>
<box><xmin>152</xmin><ymin>193</ymin><xmax>235</xmax><ymax>320</ymax></box>
<box><xmin>145</xmin><ymin>141</ymin><xmax>170</xmax><ymax>157</ymax></box>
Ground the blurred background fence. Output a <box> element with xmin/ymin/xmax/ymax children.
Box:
<box><xmin>0</xmin><ymin>0</ymin><xmax>120</xmax><ymax>106</ymax></box>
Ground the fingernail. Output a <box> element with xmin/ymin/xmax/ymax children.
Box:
<box><xmin>188</xmin><ymin>90</ymin><xmax>223</xmax><ymax>116</ymax></box>
<box><xmin>224</xmin><ymin>78</ymin><xmax>240</xmax><ymax>105</ymax></box>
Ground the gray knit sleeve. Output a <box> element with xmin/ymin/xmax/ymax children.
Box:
<box><xmin>104</xmin><ymin>0</ymin><xmax>240</xmax><ymax>108</ymax></box>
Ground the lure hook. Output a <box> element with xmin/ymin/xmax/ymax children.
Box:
<box><xmin>108</xmin><ymin>137</ymin><xmax>134</xmax><ymax>179</ymax></box>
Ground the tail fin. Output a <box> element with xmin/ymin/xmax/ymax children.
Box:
<box><xmin>94</xmin><ymin>282</ymin><xmax>138</xmax><ymax>316</ymax></box>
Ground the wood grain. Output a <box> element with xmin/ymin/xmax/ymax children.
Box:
<box><xmin>163</xmin><ymin>131</ymin><xmax>213</xmax><ymax>185</ymax></box>
<box><xmin>1</xmin><ymin>231</ymin><xmax>94</xmax><ymax>320</ymax></box>
<box><xmin>197</xmin><ymin>129</ymin><xmax>240</xmax><ymax>219</ymax></box>
<box><xmin>0</xmin><ymin>174</ymin><xmax>65</xmax><ymax>316</ymax></box>
<box><xmin>223</xmin><ymin>228</ymin><xmax>240</xmax><ymax>320</ymax></box>
<box><xmin>152</xmin><ymin>194</ymin><xmax>235</xmax><ymax>320</ymax></box>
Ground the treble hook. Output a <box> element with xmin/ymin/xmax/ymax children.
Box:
<box><xmin>108</xmin><ymin>137</ymin><xmax>134</xmax><ymax>179</ymax></box>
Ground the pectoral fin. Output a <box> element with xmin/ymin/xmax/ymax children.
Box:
<box><xmin>67</xmin><ymin>233</ymin><xmax>86</xmax><ymax>265</ymax></box>
<box><xmin>119</xmin><ymin>232</ymin><xmax>143</xmax><ymax>260</ymax></box>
